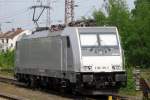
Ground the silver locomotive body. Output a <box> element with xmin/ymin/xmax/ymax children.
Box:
<box><xmin>15</xmin><ymin>27</ymin><xmax>127</xmax><ymax>94</ymax></box>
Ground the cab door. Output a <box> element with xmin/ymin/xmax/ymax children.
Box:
<box><xmin>61</xmin><ymin>37</ymin><xmax>68</xmax><ymax>77</ymax></box>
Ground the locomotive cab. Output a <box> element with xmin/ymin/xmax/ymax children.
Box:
<box><xmin>63</xmin><ymin>27</ymin><xmax>127</xmax><ymax>91</ymax></box>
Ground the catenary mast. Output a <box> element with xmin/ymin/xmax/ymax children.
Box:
<box><xmin>65</xmin><ymin>0</ymin><xmax>74</xmax><ymax>25</ymax></box>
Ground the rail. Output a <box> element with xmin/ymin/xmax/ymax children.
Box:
<box><xmin>0</xmin><ymin>76</ymin><xmax>129</xmax><ymax>100</ymax></box>
<box><xmin>0</xmin><ymin>76</ymin><xmax>26</xmax><ymax>87</ymax></box>
<box><xmin>0</xmin><ymin>92</ymin><xmax>27</xmax><ymax>100</ymax></box>
<box><xmin>140</xmin><ymin>78</ymin><xmax>150</xmax><ymax>99</ymax></box>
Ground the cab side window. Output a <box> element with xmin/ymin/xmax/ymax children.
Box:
<box><xmin>66</xmin><ymin>36</ymin><xmax>70</xmax><ymax>48</ymax></box>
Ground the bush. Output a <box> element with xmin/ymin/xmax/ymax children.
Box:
<box><xmin>0</xmin><ymin>50</ymin><xmax>14</xmax><ymax>69</ymax></box>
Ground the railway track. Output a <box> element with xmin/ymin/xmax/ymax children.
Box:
<box><xmin>0</xmin><ymin>76</ymin><xmax>129</xmax><ymax>100</ymax></box>
<box><xmin>0</xmin><ymin>76</ymin><xmax>28</xmax><ymax>100</ymax></box>
<box><xmin>0</xmin><ymin>76</ymin><xmax>25</xmax><ymax>86</ymax></box>
<box><xmin>140</xmin><ymin>78</ymin><xmax>150</xmax><ymax>99</ymax></box>
<box><xmin>0</xmin><ymin>92</ymin><xmax>27</xmax><ymax>100</ymax></box>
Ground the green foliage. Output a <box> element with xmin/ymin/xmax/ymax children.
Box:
<box><xmin>127</xmin><ymin>0</ymin><xmax>150</xmax><ymax>67</ymax></box>
<box><xmin>93</xmin><ymin>10</ymin><xmax>107</xmax><ymax>26</ymax></box>
<box><xmin>119</xmin><ymin>68</ymin><xmax>136</xmax><ymax>95</ymax></box>
<box><xmin>93</xmin><ymin>0</ymin><xmax>150</xmax><ymax>68</ymax></box>
<box><xmin>0</xmin><ymin>50</ymin><xmax>14</xmax><ymax>69</ymax></box>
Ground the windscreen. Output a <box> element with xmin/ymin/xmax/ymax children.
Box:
<box><xmin>80</xmin><ymin>34</ymin><xmax>98</xmax><ymax>46</ymax></box>
<box><xmin>99</xmin><ymin>34</ymin><xmax>118</xmax><ymax>46</ymax></box>
<box><xmin>80</xmin><ymin>33</ymin><xmax>120</xmax><ymax>56</ymax></box>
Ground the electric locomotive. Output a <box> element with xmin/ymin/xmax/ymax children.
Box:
<box><xmin>15</xmin><ymin>27</ymin><xmax>127</xmax><ymax>94</ymax></box>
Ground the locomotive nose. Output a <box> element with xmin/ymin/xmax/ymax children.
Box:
<box><xmin>81</xmin><ymin>56</ymin><xmax>123</xmax><ymax>72</ymax></box>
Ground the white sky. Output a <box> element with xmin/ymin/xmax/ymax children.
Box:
<box><xmin>0</xmin><ymin>0</ymin><xmax>135</xmax><ymax>32</ymax></box>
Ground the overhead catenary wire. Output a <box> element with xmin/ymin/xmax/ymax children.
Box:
<box><xmin>0</xmin><ymin>0</ymin><xmax>104</xmax><ymax>31</ymax></box>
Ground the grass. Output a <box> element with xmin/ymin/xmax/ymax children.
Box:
<box><xmin>119</xmin><ymin>67</ymin><xmax>138</xmax><ymax>96</ymax></box>
<box><xmin>0</xmin><ymin>70</ymin><xmax>14</xmax><ymax>78</ymax></box>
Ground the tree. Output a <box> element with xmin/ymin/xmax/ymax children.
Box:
<box><xmin>93</xmin><ymin>10</ymin><xmax>107</xmax><ymax>26</ymax></box>
<box><xmin>127</xmin><ymin>0</ymin><xmax>150</xmax><ymax>67</ymax></box>
<box><xmin>93</xmin><ymin>0</ymin><xmax>150</xmax><ymax>67</ymax></box>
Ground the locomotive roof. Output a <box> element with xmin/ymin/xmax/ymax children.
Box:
<box><xmin>21</xmin><ymin>26</ymin><xmax>117</xmax><ymax>40</ymax></box>
<box><xmin>78</xmin><ymin>27</ymin><xmax>117</xmax><ymax>33</ymax></box>
<box><xmin>22</xmin><ymin>30</ymin><xmax>63</xmax><ymax>40</ymax></box>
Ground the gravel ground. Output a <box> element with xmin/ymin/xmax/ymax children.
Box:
<box><xmin>0</xmin><ymin>98</ymin><xmax>7</xmax><ymax>100</ymax></box>
<box><xmin>0</xmin><ymin>82</ymin><xmax>144</xmax><ymax>100</ymax></box>
<box><xmin>0</xmin><ymin>82</ymin><xmax>73</xmax><ymax>100</ymax></box>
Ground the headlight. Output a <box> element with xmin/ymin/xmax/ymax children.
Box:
<box><xmin>84</xmin><ymin>66</ymin><xmax>92</xmax><ymax>71</ymax></box>
<box><xmin>112</xmin><ymin>65</ymin><xmax>121</xmax><ymax>70</ymax></box>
